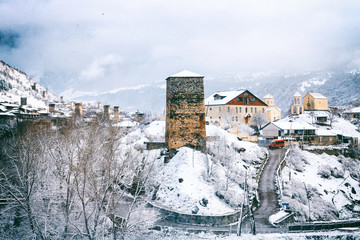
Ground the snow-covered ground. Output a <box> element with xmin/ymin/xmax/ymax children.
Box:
<box><xmin>117</xmin><ymin>120</ymin><xmax>267</xmax><ymax>215</ymax></box>
<box><xmin>280</xmin><ymin>147</ymin><xmax>360</xmax><ymax>221</ymax></box>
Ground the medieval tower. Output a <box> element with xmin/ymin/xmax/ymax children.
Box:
<box><xmin>165</xmin><ymin>70</ymin><xmax>206</xmax><ymax>153</ymax></box>
<box><xmin>291</xmin><ymin>91</ymin><xmax>303</xmax><ymax>114</ymax></box>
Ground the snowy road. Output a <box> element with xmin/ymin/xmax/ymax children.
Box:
<box><xmin>254</xmin><ymin>148</ymin><xmax>286</xmax><ymax>226</ymax></box>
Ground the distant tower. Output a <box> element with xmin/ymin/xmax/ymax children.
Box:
<box><xmin>49</xmin><ymin>103</ymin><xmax>55</xmax><ymax>115</ymax></box>
<box><xmin>165</xmin><ymin>70</ymin><xmax>206</xmax><ymax>153</ymax></box>
<box><xmin>113</xmin><ymin>106</ymin><xmax>119</xmax><ymax>123</ymax></box>
<box><xmin>291</xmin><ymin>91</ymin><xmax>303</xmax><ymax>115</ymax></box>
<box><xmin>262</xmin><ymin>93</ymin><xmax>274</xmax><ymax>107</ymax></box>
<box><xmin>97</xmin><ymin>102</ymin><xmax>102</xmax><ymax>111</ymax></box>
<box><xmin>103</xmin><ymin>105</ymin><xmax>110</xmax><ymax>120</ymax></box>
<box><xmin>75</xmin><ymin>103</ymin><xmax>83</xmax><ymax>117</ymax></box>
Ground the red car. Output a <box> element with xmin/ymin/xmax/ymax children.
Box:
<box><xmin>269</xmin><ymin>139</ymin><xmax>285</xmax><ymax>149</ymax></box>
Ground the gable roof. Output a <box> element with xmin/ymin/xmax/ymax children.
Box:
<box><xmin>205</xmin><ymin>90</ymin><xmax>246</xmax><ymax>105</ymax></box>
<box><xmin>263</xmin><ymin>93</ymin><xmax>274</xmax><ymax>99</ymax></box>
<box><xmin>169</xmin><ymin>70</ymin><xmax>204</xmax><ymax>78</ymax></box>
<box><xmin>205</xmin><ymin>90</ymin><xmax>268</xmax><ymax>106</ymax></box>
<box><xmin>272</xmin><ymin>121</ymin><xmax>316</xmax><ymax>130</ymax></box>
<box><xmin>307</xmin><ymin>92</ymin><xmax>327</xmax><ymax>99</ymax></box>
<box><xmin>294</xmin><ymin>91</ymin><xmax>302</xmax><ymax>97</ymax></box>
<box><xmin>344</xmin><ymin>107</ymin><xmax>360</xmax><ymax>114</ymax></box>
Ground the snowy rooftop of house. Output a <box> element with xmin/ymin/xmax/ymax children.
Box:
<box><xmin>272</xmin><ymin>121</ymin><xmax>316</xmax><ymax>130</ymax></box>
<box><xmin>263</xmin><ymin>93</ymin><xmax>274</xmax><ymax>99</ymax></box>
<box><xmin>267</xmin><ymin>106</ymin><xmax>281</xmax><ymax>111</ymax></box>
<box><xmin>308</xmin><ymin>92</ymin><xmax>327</xmax><ymax>99</ymax></box>
<box><xmin>169</xmin><ymin>70</ymin><xmax>204</xmax><ymax>78</ymax></box>
<box><xmin>344</xmin><ymin>107</ymin><xmax>360</xmax><ymax>113</ymax></box>
<box><xmin>317</xmin><ymin>129</ymin><xmax>338</xmax><ymax>136</ymax></box>
<box><xmin>294</xmin><ymin>91</ymin><xmax>302</xmax><ymax>97</ymax></box>
<box><xmin>205</xmin><ymin>90</ymin><xmax>246</xmax><ymax>106</ymax></box>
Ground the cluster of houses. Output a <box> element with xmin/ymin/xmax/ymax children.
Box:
<box><xmin>204</xmin><ymin>89</ymin><xmax>359</xmax><ymax>147</ymax></box>
<box><xmin>0</xmin><ymin>96</ymin><xmax>144</xmax><ymax>130</ymax></box>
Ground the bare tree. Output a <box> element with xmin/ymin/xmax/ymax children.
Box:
<box><xmin>252</xmin><ymin>113</ymin><xmax>268</xmax><ymax>130</ymax></box>
<box><xmin>327</xmin><ymin>108</ymin><xmax>338</xmax><ymax>128</ymax></box>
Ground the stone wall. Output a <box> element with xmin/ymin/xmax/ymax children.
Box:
<box><xmin>165</xmin><ymin>76</ymin><xmax>206</xmax><ymax>152</ymax></box>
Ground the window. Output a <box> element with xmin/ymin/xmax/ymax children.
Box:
<box><xmin>219</xmin><ymin>117</ymin><xmax>221</xmax><ymax>120</ymax></box>
<box><xmin>210</xmin><ymin>116</ymin><xmax>212</xmax><ymax>119</ymax></box>
<box><xmin>209</xmin><ymin>107</ymin><xmax>212</xmax><ymax>111</ymax></box>
<box><xmin>267</xmin><ymin>101</ymin><xmax>269</xmax><ymax>104</ymax></box>
<box><xmin>235</xmin><ymin>116</ymin><xmax>238</xmax><ymax>121</ymax></box>
<box><xmin>219</xmin><ymin>107</ymin><xmax>221</xmax><ymax>112</ymax></box>
<box><xmin>251</xmin><ymin>107</ymin><xmax>253</xmax><ymax>113</ymax></box>
<box><xmin>236</xmin><ymin>107</ymin><xmax>238</xmax><ymax>113</ymax></box>
<box><xmin>245</xmin><ymin>107</ymin><xmax>248</xmax><ymax>113</ymax></box>
<box><xmin>255</xmin><ymin>108</ymin><xmax>257</xmax><ymax>113</ymax></box>
<box><xmin>244</xmin><ymin>93</ymin><xmax>249</xmax><ymax>97</ymax></box>
<box><xmin>228</xmin><ymin>107</ymin><xmax>230</xmax><ymax>112</ymax></box>
<box><xmin>245</xmin><ymin>98</ymin><xmax>249</xmax><ymax>105</ymax></box>
<box><xmin>232</xmin><ymin>117</ymin><xmax>234</xmax><ymax>121</ymax></box>
<box><xmin>262</xmin><ymin>108</ymin><xmax>264</xmax><ymax>113</ymax></box>
<box><xmin>239</xmin><ymin>107</ymin><xmax>242</xmax><ymax>113</ymax></box>
<box><xmin>250</xmin><ymin>97</ymin><xmax>255</xmax><ymax>102</ymax></box>
<box><xmin>237</xmin><ymin>97</ymin><xmax>243</xmax><ymax>102</ymax></box>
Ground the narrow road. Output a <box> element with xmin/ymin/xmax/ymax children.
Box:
<box><xmin>254</xmin><ymin>148</ymin><xmax>286</xmax><ymax>226</ymax></box>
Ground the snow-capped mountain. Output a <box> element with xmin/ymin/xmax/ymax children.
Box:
<box><xmin>63</xmin><ymin>70</ymin><xmax>360</xmax><ymax>114</ymax></box>
<box><xmin>0</xmin><ymin>61</ymin><xmax>58</xmax><ymax>109</ymax></box>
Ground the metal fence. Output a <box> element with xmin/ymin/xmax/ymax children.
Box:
<box><xmin>288</xmin><ymin>220</ymin><xmax>360</xmax><ymax>232</ymax></box>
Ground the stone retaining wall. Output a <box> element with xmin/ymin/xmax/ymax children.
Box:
<box><xmin>148</xmin><ymin>201</ymin><xmax>240</xmax><ymax>226</ymax></box>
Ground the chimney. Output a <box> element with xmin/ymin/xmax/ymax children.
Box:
<box><xmin>97</xmin><ymin>102</ymin><xmax>102</xmax><ymax>111</ymax></box>
<box><xmin>21</xmin><ymin>97</ymin><xmax>27</xmax><ymax>106</ymax></box>
<box><xmin>32</xmin><ymin>83</ymin><xmax>37</xmax><ymax>90</ymax></box>
<box><xmin>103</xmin><ymin>105</ymin><xmax>110</xmax><ymax>120</ymax></box>
<box><xmin>114</xmin><ymin>106</ymin><xmax>119</xmax><ymax>123</ymax></box>
<box><xmin>75</xmin><ymin>102</ymin><xmax>83</xmax><ymax>117</ymax></box>
<box><xmin>49</xmin><ymin>103</ymin><xmax>55</xmax><ymax>115</ymax></box>
<box><xmin>42</xmin><ymin>91</ymin><xmax>47</xmax><ymax>98</ymax></box>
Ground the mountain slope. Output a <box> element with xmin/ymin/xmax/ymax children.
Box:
<box><xmin>0</xmin><ymin>61</ymin><xmax>57</xmax><ymax>109</ymax></box>
<box><xmin>63</xmin><ymin>70</ymin><xmax>360</xmax><ymax>114</ymax></box>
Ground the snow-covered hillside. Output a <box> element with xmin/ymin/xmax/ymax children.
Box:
<box><xmin>281</xmin><ymin>147</ymin><xmax>360</xmax><ymax>221</ymax></box>
<box><xmin>118</xmin><ymin>120</ymin><xmax>267</xmax><ymax>215</ymax></box>
<box><xmin>0</xmin><ymin>61</ymin><xmax>57</xmax><ymax>108</ymax></box>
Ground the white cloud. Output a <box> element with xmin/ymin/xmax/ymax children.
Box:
<box><xmin>0</xmin><ymin>0</ymin><xmax>359</xmax><ymax>92</ymax></box>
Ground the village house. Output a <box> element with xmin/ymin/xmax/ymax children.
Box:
<box><xmin>261</xmin><ymin>121</ymin><xmax>339</xmax><ymax>146</ymax></box>
<box><xmin>303</xmin><ymin>92</ymin><xmax>328</xmax><ymax>111</ymax></box>
<box><xmin>343</xmin><ymin>107</ymin><xmax>360</xmax><ymax>119</ymax></box>
<box><xmin>262</xmin><ymin>94</ymin><xmax>281</xmax><ymax>122</ymax></box>
<box><xmin>205</xmin><ymin>90</ymin><xmax>279</xmax><ymax>127</ymax></box>
<box><xmin>261</xmin><ymin>121</ymin><xmax>316</xmax><ymax>141</ymax></box>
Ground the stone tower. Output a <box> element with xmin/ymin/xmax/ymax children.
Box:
<box><xmin>291</xmin><ymin>91</ymin><xmax>303</xmax><ymax>115</ymax></box>
<box><xmin>262</xmin><ymin>93</ymin><xmax>274</xmax><ymax>107</ymax></box>
<box><xmin>113</xmin><ymin>106</ymin><xmax>119</xmax><ymax>123</ymax></box>
<box><xmin>165</xmin><ymin>70</ymin><xmax>206</xmax><ymax>153</ymax></box>
<box><xmin>103</xmin><ymin>105</ymin><xmax>110</xmax><ymax>120</ymax></box>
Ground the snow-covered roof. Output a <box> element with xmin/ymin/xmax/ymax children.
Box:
<box><xmin>205</xmin><ymin>90</ymin><xmax>246</xmax><ymax>105</ymax></box>
<box><xmin>169</xmin><ymin>70</ymin><xmax>204</xmax><ymax>78</ymax></box>
<box><xmin>316</xmin><ymin>129</ymin><xmax>337</xmax><ymax>136</ymax></box>
<box><xmin>272</xmin><ymin>121</ymin><xmax>316</xmax><ymax>130</ymax></box>
<box><xmin>294</xmin><ymin>91</ymin><xmax>301</xmax><ymax>97</ymax></box>
<box><xmin>267</xmin><ymin>106</ymin><xmax>282</xmax><ymax>111</ymax></box>
<box><xmin>344</xmin><ymin>107</ymin><xmax>360</xmax><ymax>114</ymax></box>
<box><xmin>0</xmin><ymin>112</ymin><xmax>15</xmax><ymax>117</ymax></box>
<box><xmin>263</xmin><ymin>93</ymin><xmax>274</xmax><ymax>99</ymax></box>
<box><xmin>308</xmin><ymin>92</ymin><xmax>327</xmax><ymax>99</ymax></box>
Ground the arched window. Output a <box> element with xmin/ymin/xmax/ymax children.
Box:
<box><xmin>299</xmin><ymin>107</ymin><xmax>302</xmax><ymax>114</ymax></box>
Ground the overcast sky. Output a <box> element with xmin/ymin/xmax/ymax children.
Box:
<box><xmin>1</xmin><ymin>0</ymin><xmax>360</xmax><ymax>93</ymax></box>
